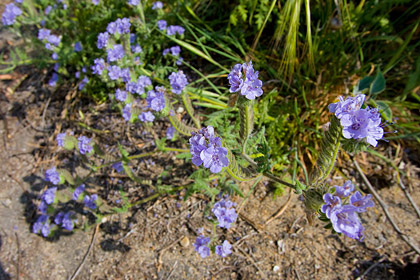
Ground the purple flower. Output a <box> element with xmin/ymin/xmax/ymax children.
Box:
<box><xmin>74</xmin><ymin>41</ymin><xmax>82</xmax><ymax>52</ymax></box>
<box><xmin>33</xmin><ymin>215</ymin><xmax>51</xmax><ymax>237</ymax></box>
<box><xmin>215</xmin><ymin>240</ymin><xmax>232</xmax><ymax>258</ymax></box>
<box><xmin>131</xmin><ymin>44</ymin><xmax>142</xmax><ymax>54</ymax></box>
<box><xmin>166</xmin><ymin>25</ymin><xmax>185</xmax><ymax>36</ymax></box>
<box><xmin>166</xmin><ymin>126</ymin><xmax>175</xmax><ymax>140</ymax></box>
<box><xmin>48</xmin><ymin>35</ymin><xmax>61</xmax><ymax>46</ymax></box>
<box><xmin>130</xmin><ymin>33</ymin><xmax>136</xmax><ymax>43</ymax></box>
<box><xmin>54</xmin><ymin>63</ymin><xmax>59</xmax><ymax>72</ymax></box>
<box><xmin>91</xmin><ymin>58</ymin><xmax>105</xmax><ymax>75</ymax></box>
<box><xmin>38</xmin><ymin>201</ymin><xmax>47</xmax><ymax>214</ymax></box>
<box><xmin>201</xmin><ymin>146</ymin><xmax>229</xmax><ymax>174</ymax></box>
<box><xmin>97</xmin><ymin>32</ymin><xmax>109</xmax><ymax>49</ymax></box>
<box><xmin>328</xmin><ymin>94</ymin><xmax>366</xmax><ymax>120</ymax></box>
<box><xmin>227</xmin><ymin>64</ymin><xmax>243</xmax><ymax>93</ymax></box>
<box><xmin>176</xmin><ymin>57</ymin><xmax>183</xmax><ymax>66</ymax></box>
<box><xmin>240</xmin><ymin>61</ymin><xmax>263</xmax><ymax>100</ymax></box>
<box><xmin>79</xmin><ymin>77</ymin><xmax>89</xmax><ymax>90</ymax></box>
<box><xmin>330</xmin><ymin>205</ymin><xmax>364</xmax><ymax>241</ymax></box>
<box><xmin>107</xmin><ymin>22</ymin><xmax>117</xmax><ymax>34</ymax></box>
<box><xmin>120</xmin><ymin>68</ymin><xmax>131</xmax><ymax>83</ymax></box>
<box><xmin>169</xmin><ymin>71</ymin><xmax>188</xmax><ymax>94</ymax></box>
<box><xmin>2</xmin><ymin>3</ymin><xmax>22</xmax><ymax>26</ymax></box>
<box><xmin>334</xmin><ymin>180</ymin><xmax>355</xmax><ymax>198</ymax></box>
<box><xmin>170</xmin><ymin>46</ymin><xmax>181</xmax><ymax>56</ymax></box>
<box><xmin>138</xmin><ymin>111</ymin><xmax>155</xmax><ymax>122</ymax></box>
<box><xmin>84</xmin><ymin>194</ymin><xmax>98</xmax><ymax>209</ymax></box>
<box><xmin>45</xmin><ymin>167</ymin><xmax>60</xmax><ymax>185</ymax></box>
<box><xmin>38</xmin><ymin>28</ymin><xmax>51</xmax><ymax>40</ymax></box>
<box><xmin>116</xmin><ymin>18</ymin><xmax>131</xmax><ymax>34</ymax></box>
<box><xmin>112</xmin><ymin>162</ymin><xmax>124</xmax><ymax>173</ymax></box>
<box><xmin>115</xmin><ymin>89</ymin><xmax>127</xmax><ymax>102</ymax></box>
<box><xmin>146</xmin><ymin>87</ymin><xmax>165</xmax><ymax>112</ymax></box>
<box><xmin>212</xmin><ymin>198</ymin><xmax>237</xmax><ymax>229</ymax></box>
<box><xmin>162</xmin><ymin>48</ymin><xmax>170</xmax><ymax>56</ymax></box>
<box><xmin>92</xmin><ymin>0</ymin><xmax>99</xmax><ymax>5</ymax></box>
<box><xmin>193</xmin><ymin>236</ymin><xmax>210</xmax><ymax>258</ymax></box>
<box><xmin>321</xmin><ymin>193</ymin><xmax>341</xmax><ymax>219</ymax></box>
<box><xmin>41</xmin><ymin>187</ymin><xmax>57</xmax><ymax>204</ymax></box>
<box><xmin>73</xmin><ymin>184</ymin><xmax>85</xmax><ymax>201</ymax></box>
<box><xmin>107</xmin><ymin>44</ymin><xmax>125</xmax><ymax>62</ymax></box>
<box><xmin>152</xmin><ymin>1</ymin><xmax>163</xmax><ymax>9</ymax></box>
<box><xmin>108</xmin><ymin>65</ymin><xmax>121</xmax><ymax>80</ymax></box>
<box><xmin>45</xmin><ymin>5</ymin><xmax>52</xmax><ymax>15</ymax></box>
<box><xmin>122</xmin><ymin>103</ymin><xmax>132</xmax><ymax>121</ymax></box>
<box><xmin>137</xmin><ymin>75</ymin><xmax>152</xmax><ymax>88</ymax></box>
<box><xmin>157</xmin><ymin>20</ymin><xmax>167</xmax><ymax>30</ymax></box>
<box><xmin>128</xmin><ymin>0</ymin><xmax>139</xmax><ymax>5</ymax></box>
<box><xmin>48</xmin><ymin>73</ymin><xmax>59</xmax><ymax>87</ymax></box>
<box><xmin>51</xmin><ymin>52</ymin><xmax>58</xmax><ymax>60</ymax></box>
<box><xmin>56</xmin><ymin>133</ymin><xmax>66</xmax><ymax>147</ymax></box>
<box><xmin>350</xmin><ymin>191</ymin><xmax>374</xmax><ymax>212</ymax></box>
<box><xmin>77</xmin><ymin>136</ymin><xmax>93</xmax><ymax>155</ymax></box>
<box><xmin>55</xmin><ymin>212</ymin><xmax>74</xmax><ymax>231</ymax></box>
<box><xmin>342</xmin><ymin>108</ymin><xmax>384</xmax><ymax>147</ymax></box>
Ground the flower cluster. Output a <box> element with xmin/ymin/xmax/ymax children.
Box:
<box><xmin>2</xmin><ymin>3</ymin><xmax>22</xmax><ymax>26</ymax></box>
<box><xmin>189</xmin><ymin>126</ymin><xmax>229</xmax><ymax>173</ymax></box>
<box><xmin>168</xmin><ymin>71</ymin><xmax>188</xmax><ymax>94</ymax></box>
<box><xmin>227</xmin><ymin>61</ymin><xmax>263</xmax><ymax>100</ymax></box>
<box><xmin>152</xmin><ymin>1</ymin><xmax>163</xmax><ymax>9</ymax></box>
<box><xmin>329</xmin><ymin>94</ymin><xmax>384</xmax><ymax>147</ymax></box>
<box><xmin>146</xmin><ymin>86</ymin><xmax>166</xmax><ymax>112</ymax></box>
<box><xmin>166</xmin><ymin>25</ymin><xmax>185</xmax><ymax>36</ymax></box>
<box><xmin>212</xmin><ymin>197</ymin><xmax>237</xmax><ymax>229</ymax></box>
<box><xmin>321</xmin><ymin>180</ymin><xmax>374</xmax><ymax>241</ymax></box>
<box><xmin>106</xmin><ymin>18</ymin><xmax>131</xmax><ymax>35</ymax></box>
<box><xmin>77</xmin><ymin>136</ymin><xmax>93</xmax><ymax>155</ymax></box>
<box><xmin>54</xmin><ymin>211</ymin><xmax>75</xmax><ymax>231</ymax></box>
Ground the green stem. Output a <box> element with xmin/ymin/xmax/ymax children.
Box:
<box><xmin>181</xmin><ymin>92</ymin><xmax>201</xmax><ymax>129</ymax></box>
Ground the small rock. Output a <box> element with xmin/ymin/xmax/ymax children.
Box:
<box><xmin>273</xmin><ymin>265</ymin><xmax>280</xmax><ymax>272</ymax></box>
<box><xmin>180</xmin><ymin>236</ymin><xmax>189</xmax><ymax>247</ymax></box>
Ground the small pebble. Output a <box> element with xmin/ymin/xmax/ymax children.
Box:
<box><xmin>180</xmin><ymin>236</ymin><xmax>189</xmax><ymax>247</ymax></box>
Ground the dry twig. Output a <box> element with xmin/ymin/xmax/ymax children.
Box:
<box><xmin>265</xmin><ymin>189</ymin><xmax>293</xmax><ymax>225</ymax></box>
<box><xmin>68</xmin><ymin>224</ymin><xmax>99</xmax><ymax>280</ymax></box>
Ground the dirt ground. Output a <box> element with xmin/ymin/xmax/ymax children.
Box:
<box><xmin>0</xmin><ymin>29</ymin><xmax>420</xmax><ymax>280</ymax></box>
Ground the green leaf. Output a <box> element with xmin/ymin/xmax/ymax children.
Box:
<box><xmin>118</xmin><ymin>142</ymin><xmax>129</xmax><ymax>162</ymax></box>
<box><xmin>376</xmin><ymin>100</ymin><xmax>392</xmax><ymax>121</ymax></box>
<box><xmin>370</xmin><ymin>69</ymin><xmax>386</xmax><ymax>97</ymax></box>
<box><xmin>58</xmin><ymin>169</ymin><xmax>75</xmax><ymax>185</ymax></box>
<box><xmin>175</xmin><ymin>152</ymin><xmax>192</xmax><ymax>159</ymax></box>
<box><xmin>356</xmin><ymin>76</ymin><xmax>374</xmax><ymax>92</ymax></box>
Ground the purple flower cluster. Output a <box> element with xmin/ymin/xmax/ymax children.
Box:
<box><xmin>227</xmin><ymin>61</ymin><xmax>263</xmax><ymax>100</ymax></box>
<box><xmin>56</xmin><ymin>133</ymin><xmax>66</xmax><ymax>147</ymax></box>
<box><xmin>168</xmin><ymin>71</ymin><xmax>188</xmax><ymax>94</ymax></box>
<box><xmin>146</xmin><ymin>86</ymin><xmax>166</xmax><ymax>112</ymax></box>
<box><xmin>45</xmin><ymin>167</ymin><xmax>61</xmax><ymax>185</ymax></box>
<box><xmin>33</xmin><ymin>215</ymin><xmax>52</xmax><ymax>237</ymax></box>
<box><xmin>77</xmin><ymin>136</ymin><xmax>93</xmax><ymax>155</ymax></box>
<box><xmin>166</xmin><ymin>25</ymin><xmax>185</xmax><ymax>36</ymax></box>
<box><xmin>152</xmin><ymin>1</ymin><xmax>163</xmax><ymax>9</ymax></box>
<box><xmin>112</xmin><ymin>162</ymin><xmax>124</xmax><ymax>173</ymax></box>
<box><xmin>163</xmin><ymin>46</ymin><xmax>181</xmax><ymax>56</ymax></box>
<box><xmin>2</xmin><ymin>3</ymin><xmax>22</xmax><ymax>26</ymax></box>
<box><xmin>166</xmin><ymin>126</ymin><xmax>175</xmax><ymax>140</ymax></box>
<box><xmin>128</xmin><ymin>0</ymin><xmax>139</xmax><ymax>5</ymax></box>
<box><xmin>107</xmin><ymin>44</ymin><xmax>125</xmax><ymax>62</ymax></box>
<box><xmin>115</xmin><ymin>88</ymin><xmax>127</xmax><ymax>102</ymax></box>
<box><xmin>212</xmin><ymin>197</ymin><xmax>237</xmax><ymax>229</ymax></box>
<box><xmin>91</xmin><ymin>58</ymin><xmax>105</xmax><ymax>75</ymax></box>
<box><xmin>157</xmin><ymin>20</ymin><xmax>167</xmax><ymax>30</ymax></box>
<box><xmin>216</xmin><ymin>240</ymin><xmax>232</xmax><ymax>258</ymax></box>
<box><xmin>189</xmin><ymin>126</ymin><xmax>229</xmax><ymax>173</ymax></box>
<box><xmin>321</xmin><ymin>180</ymin><xmax>374</xmax><ymax>241</ymax></box>
<box><xmin>84</xmin><ymin>194</ymin><xmax>98</xmax><ymax>209</ymax></box>
<box><xmin>38</xmin><ymin>186</ymin><xmax>57</xmax><ymax>214</ymax></box>
<box><xmin>138</xmin><ymin>111</ymin><xmax>155</xmax><ymax>122</ymax></box>
<box><xmin>97</xmin><ymin>32</ymin><xmax>109</xmax><ymax>49</ymax></box>
<box><xmin>193</xmin><ymin>235</ymin><xmax>210</xmax><ymax>258</ymax></box>
<box><xmin>328</xmin><ymin>94</ymin><xmax>384</xmax><ymax>147</ymax></box>
<box><xmin>74</xmin><ymin>42</ymin><xmax>82</xmax><ymax>52</ymax></box>
<box><xmin>107</xmin><ymin>18</ymin><xmax>131</xmax><ymax>35</ymax></box>
<box><xmin>54</xmin><ymin>211</ymin><xmax>75</xmax><ymax>231</ymax></box>
<box><xmin>73</xmin><ymin>184</ymin><xmax>85</xmax><ymax>201</ymax></box>
<box><xmin>122</xmin><ymin>103</ymin><xmax>132</xmax><ymax>121</ymax></box>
